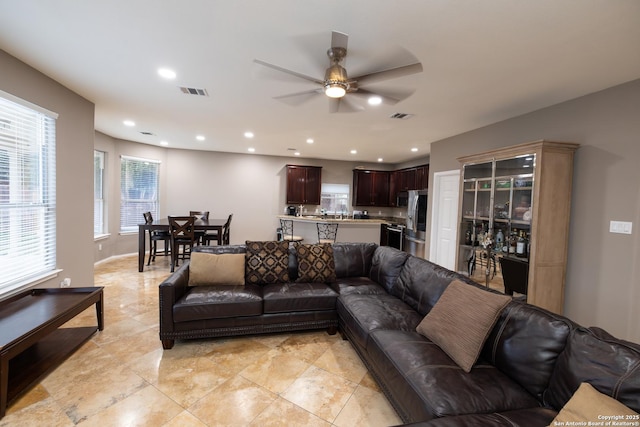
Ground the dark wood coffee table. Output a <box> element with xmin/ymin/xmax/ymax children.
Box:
<box><xmin>0</xmin><ymin>287</ymin><xmax>104</xmax><ymax>418</ymax></box>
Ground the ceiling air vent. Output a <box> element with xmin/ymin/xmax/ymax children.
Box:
<box><xmin>179</xmin><ymin>87</ymin><xmax>209</xmax><ymax>96</ymax></box>
<box><xmin>140</xmin><ymin>131</ymin><xmax>154</xmax><ymax>136</ymax></box>
<box><xmin>389</xmin><ymin>113</ymin><xmax>414</xmax><ymax>120</ymax></box>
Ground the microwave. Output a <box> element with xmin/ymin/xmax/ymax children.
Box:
<box><xmin>396</xmin><ymin>191</ymin><xmax>409</xmax><ymax>207</ymax></box>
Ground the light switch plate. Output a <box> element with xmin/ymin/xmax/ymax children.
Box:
<box><xmin>609</xmin><ymin>220</ymin><xmax>633</xmax><ymax>234</ymax></box>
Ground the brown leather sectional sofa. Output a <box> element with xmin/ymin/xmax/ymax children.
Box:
<box><xmin>158</xmin><ymin>242</ymin><xmax>640</xmax><ymax>426</ymax></box>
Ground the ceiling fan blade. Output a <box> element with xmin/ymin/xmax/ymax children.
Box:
<box><xmin>354</xmin><ymin>62</ymin><xmax>423</xmax><ymax>86</ymax></box>
<box><xmin>254</xmin><ymin>59</ymin><xmax>324</xmax><ymax>85</ymax></box>
<box><xmin>329</xmin><ymin>96</ymin><xmax>364</xmax><ymax>113</ymax></box>
<box><xmin>329</xmin><ymin>98</ymin><xmax>340</xmax><ymax>113</ymax></box>
<box><xmin>350</xmin><ymin>88</ymin><xmax>401</xmax><ymax>105</ymax></box>
<box><xmin>273</xmin><ymin>89</ymin><xmax>323</xmax><ymax>106</ymax></box>
<box><xmin>331</xmin><ymin>31</ymin><xmax>348</xmax><ymax>50</ymax></box>
<box><xmin>274</xmin><ymin>88</ymin><xmax>323</xmax><ymax>100</ymax></box>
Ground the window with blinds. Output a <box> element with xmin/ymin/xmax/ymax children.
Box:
<box><xmin>0</xmin><ymin>92</ymin><xmax>57</xmax><ymax>295</ymax></box>
<box><xmin>120</xmin><ymin>155</ymin><xmax>160</xmax><ymax>232</ymax></box>
<box><xmin>94</xmin><ymin>150</ymin><xmax>105</xmax><ymax>237</ymax></box>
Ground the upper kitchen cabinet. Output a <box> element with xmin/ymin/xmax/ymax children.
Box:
<box><xmin>286</xmin><ymin>165</ymin><xmax>322</xmax><ymax>205</ymax></box>
<box><xmin>456</xmin><ymin>140</ymin><xmax>579</xmax><ymax>314</ymax></box>
<box><xmin>353</xmin><ymin>169</ymin><xmax>390</xmax><ymax>207</ymax></box>
<box><xmin>415</xmin><ymin>165</ymin><xmax>429</xmax><ymax>189</ymax></box>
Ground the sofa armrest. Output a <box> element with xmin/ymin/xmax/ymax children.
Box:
<box><xmin>159</xmin><ymin>261</ymin><xmax>190</xmax><ymax>335</ymax></box>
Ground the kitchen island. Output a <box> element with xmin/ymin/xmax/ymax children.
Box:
<box><xmin>277</xmin><ymin>215</ymin><xmax>392</xmax><ymax>244</ymax></box>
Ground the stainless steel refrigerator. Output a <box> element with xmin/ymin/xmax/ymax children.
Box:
<box><xmin>404</xmin><ymin>190</ymin><xmax>427</xmax><ymax>257</ymax></box>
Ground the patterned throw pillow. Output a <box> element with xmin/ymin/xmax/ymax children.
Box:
<box><xmin>295</xmin><ymin>243</ymin><xmax>337</xmax><ymax>283</ymax></box>
<box><xmin>245</xmin><ymin>241</ymin><xmax>290</xmax><ymax>285</ymax></box>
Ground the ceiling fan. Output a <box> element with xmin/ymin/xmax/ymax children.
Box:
<box><xmin>254</xmin><ymin>31</ymin><xmax>423</xmax><ymax>113</ymax></box>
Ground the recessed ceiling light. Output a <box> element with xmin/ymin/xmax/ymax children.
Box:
<box><xmin>160</xmin><ymin>141</ymin><xmax>169</xmax><ymax>146</ymax></box>
<box><xmin>196</xmin><ymin>135</ymin><xmax>205</xmax><ymax>141</ymax></box>
<box><xmin>123</xmin><ymin>120</ymin><xmax>135</xmax><ymax>127</ymax></box>
<box><xmin>294</xmin><ymin>152</ymin><xmax>301</xmax><ymax>156</ymax></box>
<box><xmin>350</xmin><ymin>150</ymin><xmax>357</xmax><ymax>154</ymax></box>
<box><xmin>244</xmin><ymin>131</ymin><xmax>254</xmax><ymax>139</ymax></box>
<box><xmin>248</xmin><ymin>147</ymin><xmax>255</xmax><ymax>153</ymax></box>
<box><xmin>158</xmin><ymin>68</ymin><xmax>176</xmax><ymax>79</ymax></box>
<box><xmin>411</xmin><ymin>147</ymin><xmax>418</xmax><ymax>152</ymax></box>
<box><xmin>368</xmin><ymin>96</ymin><xmax>382</xmax><ymax>106</ymax></box>
<box><xmin>378</xmin><ymin>158</ymin><xmax>383</xmax><ymax>162</ymax></box>
<box><xmin>306</xmin><ymin>138</ymin><xmax>314</xmax><ymax>144</ymax></box>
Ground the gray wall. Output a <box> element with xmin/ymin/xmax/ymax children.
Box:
<box><xmin>0</xmin><ymin>49</ymin><xmax>95</xmax><ymax>290</ymax></box>
<box><xmin>428</xmin><ymin>79</ymin><xmax>640</xmax><ymax>342</ymax></box>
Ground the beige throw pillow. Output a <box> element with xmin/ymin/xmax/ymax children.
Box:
<box><xmin>188</xmin><ymin>252</ymin><xmax>245</xmax><ymax>286</ymax></box>
<box><xmin>416</xmin><ymin>279</ymin><xmax>511</xmax><ymax>372</ymax></box>
<box><xmin>549</xmin><ymin>382</ymin><xmax>638</xmax><ymax>426</ymax></box>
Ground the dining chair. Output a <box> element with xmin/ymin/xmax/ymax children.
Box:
<box><xmin>203</xmin><ymin>214</ymin><xmax>233</xmax><ymax>245</ymax></box>
<box><xmin>189</xmin><ymin>211</ymin><xmax>209</xmax><ymax>245</ymax></box>
<box><xmin>143</xmin><ymin>211</ymin><xmax>171</xmax><ymax>265</ymax></box>
<box><xmin>279</xmin><ymin>218</ymin><xmax>303</xmax><ymax>243</ymax></box>
<box><xmin>317</xmin><ymin>222</ymin><xmax>339</xmax><ymax>244</ymax></box>
<box><xmin>168</xmin><ymin>216</ymin><xmax>196</xmax><ymax>272</ymax></box>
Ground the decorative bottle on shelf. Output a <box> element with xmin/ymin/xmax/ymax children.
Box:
<box><xmin>516</xmin><ymin>231</ymin><xmax>527</xmax><ymax>257</ymax></box>
<box><xmin>495</xmin><ymin>229</ymin><xmax>504</xmax><ymax>250</ymax></box>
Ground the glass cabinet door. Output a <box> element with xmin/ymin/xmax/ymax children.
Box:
<box><xmin>492</xmin><ymin>155</ymin><xmax>534</xmax><ymax>259</ymax></box>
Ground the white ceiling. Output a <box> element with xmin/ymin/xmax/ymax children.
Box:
<box><xmin>1</xmin><ymin>0</ymin><xmax>639</xmax><ymax>164</ymax></box>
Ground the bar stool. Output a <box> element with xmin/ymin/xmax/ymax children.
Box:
<box><xmin>317</xmin><ymin>222</ymin><xmax>339</xmax><ymax>244</ymax></box>
<box><xmin>280</xmin><ymin>219</ymin><xmax>303</xmax><ymax>242</ymax></box>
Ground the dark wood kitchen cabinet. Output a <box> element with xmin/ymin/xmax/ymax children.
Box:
<box><xmin>415</xmin><ymin>165</ymin><xmax>429</xmax><ymax>189</ymax></box>
<box><xmin>286</xmin><ymin>165</ymin><xmax>322</xmax><ymax>205</ymax></box>
<box><xmin>353</xmin><ymin>170</ymin><xmax>390</xmax><ymax>206</ymax></box>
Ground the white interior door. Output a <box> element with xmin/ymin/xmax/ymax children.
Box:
<box><xmin>429</xmin><ymin>170</ymin><xmax>460</xmax><ymax>270</ymax></box>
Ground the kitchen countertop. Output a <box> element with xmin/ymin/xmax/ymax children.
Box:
<box><xmin>277</xmin><ymin>215</ymin><xmax>405</xmax><ymax>226</ymax></box>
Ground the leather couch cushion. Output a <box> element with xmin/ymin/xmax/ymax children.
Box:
<box><xmin>333</xmin><ymin>242</ymin><xmax>377</xmax><ymax>278</ymax></box>
<box><xmin>337</xmin><ymin>293</ymin><xmax>423</xmax><ymax>350</ymax></box>
<box><xmin>330</xmin><ymin>277</ymin><xmax>387</xmax><ymax>296</ymax></box>
<box><xmin>294</xmin><ymin>243</ymin><xmax>337</xmax><ymax>283</ymax></box>
<box><xmin>544</xmin><ymin>326</ymin><xmax>640</xmax><ymax>413</ymax></box>
<box><xmin>416</xmin><ymin>280</ymin><xmax>511</xmax><ymax>372</ymax></box>
<box><xmin>369</xmin><ymin>246</ymin><xmax>409</xmax><ymax>293</ymax></box>
<box><xmin>263</xmin><ymin>282</ymin><xmax>338</xmax><ymax>314</ymax></box>
<box><xmin>188</xmin><ymin>252</ymin><xmax>245</xmax><ymax>286</ymax></box>
<box><xmin>394</xmin><ymin>256</ymin><xmax>481</xmax><ymax>316</ymax></box>
<box><xmin>245</xmin><ymin>241</ymin><xmax>290</xmax><ymax>284</ymax></box>
<box><xmin>481</xmin><ymin>301</ymin><xmax>572</xmax><ymax>400</ymax></box>
<box><xmin>367</xmin><ymin>330</ymin><xmax>540</xmax><ymax>422</ymax></box>
<box><xmin>400</xmin><ymin>407</ymin><xmax>557</xmax><ymax>427</ymax></box>
<box><xmin>173</xmin><ymin>284</ymin><xmax>262</xmax><ymax>322</ymax></box>
<box><xmin>550</xmin><ymin>382</ymin><xmax>638</xmax><ymax>425</ymax></box>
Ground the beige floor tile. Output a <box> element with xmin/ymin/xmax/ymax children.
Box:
<box><xmin>49</xmin><ymin>363</ymin><xmax>148</xmax><ymax>423</ymax></box>
<box><xmin>163</xmin><ymin>410</ymin><xmax>209</xmax><ymax>427</ymax></box>
<box><xmin>204</xmin><ymin>338</ymin><xmax>273</xmax><ymax>375</ymax></box>
<box><xmin>333</xmin><ymin>385</ymin><xmax>402</xmax><ymax>427</ymax></box>
<box><xmin>4</xmin><ymin>384</ymin><xmax>50</xmax><ymax>415</ymax></box>
<box><xmin>0</xmin><ymin>397</ymin><xmax>73</xmax><ymax>427</ymax></box>
<box><xmin>274</xmin><ymin>331</ymin><xmax>338</xmax><ymax>364</ymax></box>
<box><xmin>76</xmin><ymin>385</ymin><xmax>183</xmax><ymax>427</ymax></box>
<box><xmin>239</xmin><ymin>348</ymin><xmax>311</xmax><ymax>394</ymax></box>
<box><xmin>313</xmin><ymin>339</ymin><xmax>368</xmax><ymax>384</ymax></box>
<box><xmin>281</xmin><ymin>366</ymin><xmax>357</xmax><ymax>423</ymax></box>
<box><xmin>188</xmin><ymin>375</ymin><xmax>277</xmax><ymax>426</ymax></box>
<box><xmin>248</xmin><ymin>397</ymin><xmax>331</xmax><ymax>427</ymax></box>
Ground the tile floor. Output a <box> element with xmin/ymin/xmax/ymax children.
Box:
<box><xmin>1</xmin><ymin>254</ymin><xmax>402</xmax><ymax>426</ymax></box>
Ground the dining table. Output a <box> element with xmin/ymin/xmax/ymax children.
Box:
<box><xmin>138</xmin><ymin>217</ymin><xmax>227</xmax><ymax>272</ymax></box>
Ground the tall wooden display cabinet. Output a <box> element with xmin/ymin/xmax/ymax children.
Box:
<box><xmin>456</xmin><ymin>140</ymin><xmax>579</xmax><ymax>314</ymax></box>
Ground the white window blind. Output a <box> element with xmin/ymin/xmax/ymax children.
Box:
<box><xmin>94</xmin><ymin>150</ymin><xmax>105</xmax><ymax>236</ymax></box>
<box><xmin>120</xmin><ymin>155</ymin><xmax>160</xmax><ymax>232</ymax></box>
<box><xmin>0</xmin><ymin>93</ymin><xmax>57</xmax><ymax>295</ymax></box>
<box><xmin>321</xmin><ymin>183</ymin><xmax>350</xmax><ymax>214</ymax></box>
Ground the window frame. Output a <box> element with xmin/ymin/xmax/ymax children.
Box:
<box><xmin>119</xmin><ymin>155</ymin><xmax>160</xmax><ymax>233</ymax></box>
<box><xmin>94</xmin><ymin>150</ymin><xmax>106</xmax><ymax>238</ymax></box>
<box><xmin>0</xmin><ymin>90</ymin><xmax>58</xmax><ymax>297</ymax></box>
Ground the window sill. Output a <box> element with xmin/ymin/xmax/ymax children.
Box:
<box><xmin>94</xmin><ymin>234</ymin><xmax>111</xmax><ymax>241</ymax></box>
<box><xmin>0</xmin><ymin>269</ymin><xmax>63</xmax><ymax>302</ymax></box>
